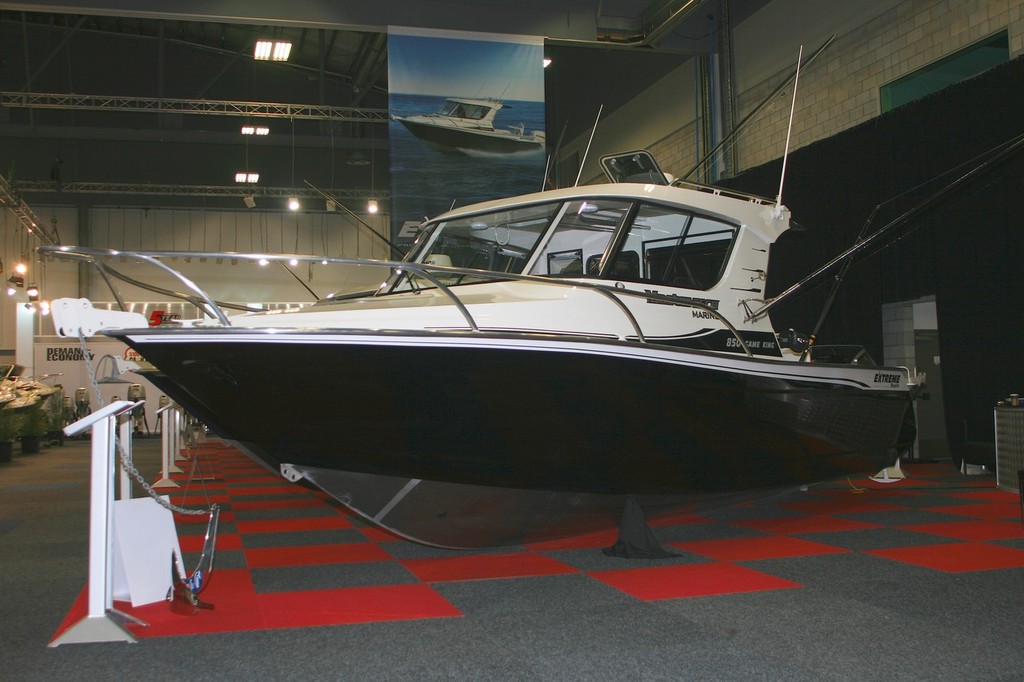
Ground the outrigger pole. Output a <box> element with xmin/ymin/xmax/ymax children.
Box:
<box><xmin>682</xmin><ymin>34</ymin><xmax>835</xmax><ymax>181</ymax></box>
<box><xmin>746</xmin><ymin>130</ymin><xmax>1024</xmax><ymax>324</ymax></box>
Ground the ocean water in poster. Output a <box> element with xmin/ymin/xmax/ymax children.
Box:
<box><xmin>388</xmin><ymin>28</ymin><xmax>546</xmax><ymax>249</ymax></box>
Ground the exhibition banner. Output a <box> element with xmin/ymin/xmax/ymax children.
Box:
<box><xmin>387</xmin><ymin>27</ymin><xmax>546</xmax><ymax>249</ymax></box>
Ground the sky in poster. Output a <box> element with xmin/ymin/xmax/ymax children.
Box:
<box><xmin>388</xmin><ymin>34</ymin><xmax>544</xmax><ymax>102</ymax></box>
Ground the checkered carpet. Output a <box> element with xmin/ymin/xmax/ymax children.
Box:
<box><xmin>53</xmin><ymin>442</ymin><xmax>1024</xmax><ymax>641</ymax></box>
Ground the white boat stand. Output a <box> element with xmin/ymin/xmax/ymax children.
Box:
<box><xmin>151</xmin><ymin>402</ymin><xmax>183</xmax><ymax>490</ymax></box>
<box><xmin>50</xmin><ymin>400</ymin><xmax>147</xmax><ymax>647</ymax></box>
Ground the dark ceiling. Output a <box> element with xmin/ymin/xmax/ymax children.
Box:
<box><xmin>0</xmin><ymin>1</ymin><xmax>770</xmax><ymax>210</ymax></box>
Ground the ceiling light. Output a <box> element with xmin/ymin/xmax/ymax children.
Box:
<box><xmin>241</xmin><ymin>125</ymin><xmax>270</xmax><ymax>135</ymax></box>
<box><xmin>325</xmin><ymin>198</ymin><xmax>336</xmax><ymax>212</ymax></box>
<box><xmin>346</xmin><ymin>150</ymin><xmax>369</xmax><ymax>166</ymax></box>
<box><xmin>235</xmin><ymin>172</ymin><xmax>259</xmax><ymax>183</ymax></box>
<box><xmin>7</xmin><ymin>275</ymin><xmax>23</xmax><ymax>295</ymax></box>
<box><xmin>243</xmin><ymin>195</ymin><xmax>256</xmax><ymax>209</ymax></box>
<box><xmin>26</xmin><ymin>283</ymin><xmax>39</xmax><ymax>300</ymax></box>
<box><xmin>14</xmin><ymin>261</ymin><xmax>27</xmax><ymax>275</ymax></box>
<box><xmin>367</xmin><ymin>199</ymin><xmax>379</xmax><ymax>214</ymax></box>
<box><xmin>288</xmin><ymin>196</ymin><xmax>300</xmax><ymax>211</ymax></box>
<box><xmin>255</xmin><ymin>40</ymin><xmax>291</xmax><ymax>61</ymax></box>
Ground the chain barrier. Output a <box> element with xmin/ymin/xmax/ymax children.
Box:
<box><xmin>76</xmin><ymin>330</ymin><xmax>210</xmax><ymax>516</ymax></box>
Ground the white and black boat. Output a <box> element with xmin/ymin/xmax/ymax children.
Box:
<box><xmin>393</xmin><ymin>96</ymin><xmax>545</xmax><ymax>154</ymax></box>
<box><xmin>47</xmin><ymin>151</ymin><xmax>919</xmax><ymax>549</ymax></box>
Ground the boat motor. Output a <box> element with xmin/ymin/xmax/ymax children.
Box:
<box><xmin>74</xmin><ymin>387</ymin><xmax>90</xmax><ymax>419</ymax></box>
<box><xmin>127</xmin><ymin>383</ymin><xmax>149</xmax><ymax>436</ymax></box>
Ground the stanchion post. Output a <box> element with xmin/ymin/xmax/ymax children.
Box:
<box><xmin>50</xmin><ymin>400</ymin><xmax>144</xmax><ymax>646</ymax></box>
<box><xmin>151</xmin><ymin>401</ymin><xmax>180</xmax><ymax>490</ymax></box>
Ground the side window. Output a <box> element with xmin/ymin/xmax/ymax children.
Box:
<box><xmin>529</xmin><ymin>199</ymin><xmax>630</xmax><ymax>276</ymax></box>
<box><xmin>621</xmin><ymin>204</ymin><xmax>737</xmax><ymax>290</ymax></box>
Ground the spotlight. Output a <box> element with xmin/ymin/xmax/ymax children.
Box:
<box><xmin>243</xmin><ymin>195</ymin><xmax>256</xmax><ymax>209</ymax></box>
<box><xmin>254</xmin><ymin>40</ymin><xmax>291</xmax><ymax>61</ymax></box>
<box><xmin>367</xmin><ymin>199</ymin><xmax>379</xmax><ymax>214</ymax></box>
<box><xmin>14</xmin><ymin>262</ymin><xmax>27</xmax><ymax>275</ymax></box>
<box><xmin>26</xmin><ymin>283</ymin><xmax>39</xmax><ymax>301</ymax></box>
<box><xmin>6</xmin><ymin>275</ymin><xmax>23</xmax><ymax>295</ymax></box>
<box><xmin>288</xmin><ymin>196</ymin><xmax>300</xmax><ymax>211</ymax></box>
<box><xmin>235</xmin><ymin>172</ymin><xmax>259</xmax><ymax>183</ymax></box>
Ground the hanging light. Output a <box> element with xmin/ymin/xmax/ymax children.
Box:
<box><xmin>6</xmin><ymin>275</ymin><xmax>23</xmax><ymax>295</ymax></box>
<box><xmin>254</xmin><ymin>40</ymin><xmax>291</xmax><ymax>61</ymax></box>
<box><xmin>288</xmin><ymin>196</ymin><xmax>300</xmax><ymax>211</ymax></box>
<box><xmin>367</xmin><ymin>199</ymin><xmax>379</xmax><ymax>214</ymax></box>
<box><xmin>26</xmin><ymin>283</ymin><xmax>39</xmax><ymax>301</ymax></box>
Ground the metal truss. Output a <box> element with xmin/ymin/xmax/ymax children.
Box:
<box><xmin>0</xmin><ymin>174</ymin><xmax>58</xmax><ymax>245</ymax></box>
<box><xmin>1</xmin><ymin>92</ymin><xmax>389</xmax><ymax>123</ymax></box>
<box><xmin>15</xmin><ymin>180</ymin><xmax>389</xmax><ymax>203</ymax></box>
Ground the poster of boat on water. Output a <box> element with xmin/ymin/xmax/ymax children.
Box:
<box><xmin>387</xmin><ymin>26</ymin><xmax>546</xmax><ymax>249</ymax></box>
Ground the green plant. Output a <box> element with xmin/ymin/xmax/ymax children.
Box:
<box><xmin>0</xmin><ymin>410</ymin><xmax>24</xmax><ymax>442</ymax></box>
<box><xmin>22</xmin><ymin>403</ymin><xmax>50</xmax><ymax>437</ymax></box>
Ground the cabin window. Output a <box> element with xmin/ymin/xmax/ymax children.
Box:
<box><xmin>413</xmin><ymin>202</ymin><xmax>558</xmax><ymax>277</ymax></box>
<box><xmin>529</xmin><ymin>199</ymin><xmax>630</xmax><ymax>276</ymax></box>
<box><xmin>619</xmin><ymin>204</ymin><xmax>737</xmax><ymax>290</ymax></box>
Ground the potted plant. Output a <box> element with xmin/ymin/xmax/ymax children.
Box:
<box><xmin>0</xmin><ymin>410</ymin><xmax>23</xmax><ymax>462</ymax></box>
<box><xmin>44</xmin><ymin>386</ymin><xmax>69</xmax><ymax>446</ymax></box>
<box><xmin>19</xmin><ymin>403</ymin><xmax>49</xmax><ymax>455</ymax></box>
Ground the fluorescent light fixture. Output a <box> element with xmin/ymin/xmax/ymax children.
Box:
<box><xmin>288</xmin><ymin>196</ymin><xmax>300</xmax><ymax>211</ymax></box>
<box><xmin>367</xmin><ymin>199</ymin><xmax>379</xmax><ymax>214</ymax></box>
<box><xmin>241</xmin><ymin>125</ymin><xmax>270</xmax><ymax>135</ymax></box>
<box><xmin>255</xmin><ymin>40</ymin><xmax>292</xmax><ymax>61</ymax></box>
<box><xmin>235</xmin><ymin>172</ymin><xmax>259</xmax><ymax>183</ymax></box>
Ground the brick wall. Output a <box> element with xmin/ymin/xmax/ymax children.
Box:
<box><xmin>734</xmin><ymin>0</ymin><xmax>1024</xmax><ymax>172</ymax></box>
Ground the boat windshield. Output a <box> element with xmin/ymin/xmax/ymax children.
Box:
<box><xmin>395</xmin><ymin>202</ymin><xmax>559</xmax><ymax>289</ymax></box>
<box><xmin>398</xmin><ymin>195</ymin><xmax>739</xmax><ymax>292</ymax></box>
<box><xmin>436</xmin><ymin>100</ymin><xmax>492</xmax><ymax>120</ymax></box>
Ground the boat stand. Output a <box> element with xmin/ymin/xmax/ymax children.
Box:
<box><xmin>50</xmin><ymin>400</ymin><xmax>147</xmax><ymax>646</ymax></box>
<box><xmin>603</xmin><ymin>496</ymin><xmax>679</xmax><ymax>559</ymax></box>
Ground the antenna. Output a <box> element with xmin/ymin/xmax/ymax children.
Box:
<box><xmin>575</xmin><ymin>104</ymin><xmax>604</xmax><ymax>187</ymax></box>
<box><xmin>775</xmin><ymin>45</ymin><xmax>804</xmax><ymax>214</ymax></box>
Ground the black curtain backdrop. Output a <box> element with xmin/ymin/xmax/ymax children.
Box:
<box><xmin>720</xmin><ymin>56</ymin><xmax>1024</xmax><ymax>449</ymax></box>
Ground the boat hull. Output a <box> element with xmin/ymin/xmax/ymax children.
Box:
<box><xmin>397</xmin><ymin>117</ymin><xmax>542</xmax><ymax>154</ymax></box>
<box><xmin>112</xmin><ymin>328</ymin><xmax>912</xmax><ymax>544</ymax></box>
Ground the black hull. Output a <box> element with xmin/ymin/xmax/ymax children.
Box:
<box><xmin>113</xmin><ymin>330</ymin><xmax>912</xmax><ymax>546</ymax></box>
<box><xmin>397</xmin><ymin>118</ymin><xmax>541</xmax><ymax>154</ymax></box>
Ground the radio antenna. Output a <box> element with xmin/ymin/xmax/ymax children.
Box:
<box><xmin>575</xmin><ymin>104</ymin><xmax>604</xmax><ymax>187</ymax></box>
<box><xmin>775</xmin><ymin>45</ymin><xmax>804</xmax><ymax>214</ymax></box>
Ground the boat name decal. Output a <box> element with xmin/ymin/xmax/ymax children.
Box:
<box><xmin>873</xmin><ymin>372</ymin><xmax>902</xmax><ymax>385</ymax></box>
<box><xmin>44</xmin><ymin>347</ymin><xmax>95</xmax><ymax>362</ymax></box>
<box><xmin>726</xmin><ymin>336</ymin><xmax>777</xmax><ymax>351</ymax></box>
<box><xmin>644</xmin><ymin>290</ymin><xmax>719</xmax><ymax>311</ymax></box>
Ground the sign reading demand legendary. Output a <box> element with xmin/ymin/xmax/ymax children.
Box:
<box><xmin>387</xmin><ymin>26</ymin><xmax>546</xmax><ymax>250</ymax></box>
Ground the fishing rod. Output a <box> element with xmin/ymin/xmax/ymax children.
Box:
<box><xmin>746</xmin><ymin>130</ymin><xmax>1024</xmax><ymax>324</ymax></box>
<box><xmin>301</xmin><ymin>178</ymin><xmax>405</xmax><ymax>258</ymax></box>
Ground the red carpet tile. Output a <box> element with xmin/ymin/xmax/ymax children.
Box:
<box><xmin>235</xmin><ymin>516</ymin><xmax>355</xmax><ymax>534</ymax></box>
<box><xmin>524</xmin><ymin>528</ymin><xmax>621</xmax><ymax>551</ymax></box>
<box><xmin>590</xmin><ymin>562</ymin><xmax>801</xmax><ymax>600</ymax></box>
<box><xmin>357</xmin><ymin>526</ymin><xmax>405</xmax><ymax>543</ymax></box>
<box><xmin>867</xmin><ymin>542</ymin><xmax>1024</xmax><ymax>572</ymax></box>
<box><xmin>52</xmin><ymin>573</ymin><xmax>462</xmax><ymax>640</ymax></box>
<box><xmin>926</xmin><ymin>503</ymin><xmax>1020</xmax><ymax>520</ymax></box>
<box><xmin>901</xmin><ymin>519</ymin><xmax>1024</xmax><ymax>542</ymax></box>
<box><xmin>950</xmin><ymin>489</ymin><xmax>1020</xmax><ymax>503</ymax></box>
<box><xmin>179</xmin><ymin>532</ymin><xmax>243</xmax><ymax>553</ymax></box>
<box><xmin>227</xmin><ymin>484</ymin><xmax>312</xmax><ymax>497</ymax></box>
<box><xmin>174</xmin><ymin>510</ymin><xmax>236</xmax><ymax>525</ymax></box>
<box><xmin>675</xmin><ymin>535</ymin><xmax>849</xmax><ymax>561</ymax></box>
<box><xmin>402</xmin><ymin>551</ymin><xmax>578</xmax><ymax>582</ymax></box>
<box><xmin>229</xmin><ymin>498</ymin><xmax>326</xmax><ymax>511</ymax></box>
<box><xmin>779</xmin><ymin>498</ymin><xmax>906</xmax><ymax>515</ymax></box>
<box><xmin>733</xmin><ymin>515</ymin><xmax>881</xmax><ymax>535</ymax></box>
<box><xmin>244</xmin><ymin>542</ymin><xmax>392</xmax><ymax>568</ymax></box>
